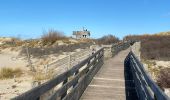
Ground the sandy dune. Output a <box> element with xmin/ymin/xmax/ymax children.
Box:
<box><xmin>0</xmin><ymin>49</ymin><xmax>27</xmax><ymax>69</ymax></box>
<box><xmin>0</xmin><ymin>47</ymin><xmax>93</xmax><ymax>99</ymax></box>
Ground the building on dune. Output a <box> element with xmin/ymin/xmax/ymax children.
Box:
<box><xmin>73</xmin><ymin>28</ymin><xmax>90</xmax><ymax>39</ymax></box>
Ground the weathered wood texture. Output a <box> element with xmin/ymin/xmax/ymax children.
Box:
<box><xmin>46</xmin><ymin>49</ymin><xmax>92</xmax><ymax>75</ymax></box>
<box><xmin>111</xmin><ymin>41</ymin><xmax>131</xmax><ymax>57</ymax></box>
<box><xmin>127</xmin><ymin>51</ymin><xmax>170</xmax><ymax>100</ymax></box>
<box><xmin>80</xmin><ymin>49</ymin><xmax>137</xmax><ymax>100</ymax></box>
<box><xmin>12</xmin><ymin>48</ymin><xmax>104</xmax><ymax>100</ymax></box>
<box><xmin>102</xmin><ymin>41</ymin><xmax>132</xmax><ymax>58</ymax></box>
<box><xmin>11</xmin><ymin>41</ymin><xmax>137</xmax><ymax>100</ymax></box>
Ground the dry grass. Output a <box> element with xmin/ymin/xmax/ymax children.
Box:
<box><xmin>20</xmin><ymin>42</ymin><xmax>92</xmax><ymax>57</ymax></box>
<box><xmin>27</xmin><ymin>40</ymin><xmax>39</xmax><ymax>47</ymax></box>
<box><xmin>143</xmin><ymin>60</ymin><xmax>160</xmax><ymax>80</ymax></box>
<box><xmin>62</xmin><ymin>39</ymin><xmax>71</xmax><ymax>44</ymax></box>
<box><xmin>157</xmin><ymin>68</ymin><xmax>170</xmax><ymax>88</ymax></box>
<box><xmin>96</xmin><ymin>34</ymin><xmax>119</xmax><ymax>45</ymax></box>
<box><xmin>15</xmin><ymin>40</ymin><xmax>24</xmax><ymax>47</ymax></box>
<box><xmin>79</xmin><ymin>38</ymin><xmax>95</xmax><ymax>43</ymax></box>
<box><xmin>41</xmin><ymin>29</ymin><xmax>67</xmax><ymax>45</ymax></box>
<box><xmin>32</xmin><ymin>70</ymin><xmax>54</xmax><ymax>81</ymax></box>
<box><xmin>0</xmin><ymin>67</ymin><xmax>22</xmax><ymax>79</ymax></box>
<box><xmin>123</xmin><ymin>34</ymin><xmax>170</xmax><ymax>60</ymax></box>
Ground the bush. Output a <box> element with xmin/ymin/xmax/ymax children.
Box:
<box><xmin>97</xmin><ymin>34</ymin><xmax>119</xmax><ymax>45</ymax></box>
<box><xmin>0</xmin><ymin>37</ymin><xmax>23</xmax><ymax>48</ymax></box>
<box><xmin>32</xmin><ymin>70</ymin><xmax>54</xmax><ymax>81</ymax></box>
<box><xmin>41</xmin><ymin>29</ymin><xmax>67</xmax><ymax>45</ymax></box>
<box><xmin>123</xmin><ymin>34</ymin><xmax>170</xmax><ymax>60</ymax></box>
<box><xmin>0</xmin><ymin>67</ymin><xmax>22</xmax><ymax>79</ymax></box>
<box><xmin>141</xmin><ymin>35</ymin><xmax>170</xmax><ymax>60</ymax></box>
<box><xmin>156</xmin><ymin>68</ymin><xmax>170</xmax><ymax>88</ymax></box>
<box><xmin>20</xmin><ymin>43</ymin><xmax>92</xmax><ymax>57</ymax></box>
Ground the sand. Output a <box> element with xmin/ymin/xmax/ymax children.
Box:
<box><xmin>0</xmin><ymin>47</ymin><xmax>92</xmax><ymax>99</ymax></box>
<box><xmin>0</xmin><ymin>75</ymin><xmax>32</xmax><ymax>100</ymax></box>
<box><xmin>0</xmin><ymin>48</ymin><xmax>27</xmax><ymax>69</ymax></box>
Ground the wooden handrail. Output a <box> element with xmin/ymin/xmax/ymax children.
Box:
<box><xmin>12</xmin><ymin>41</ymin><xmax>133</xmax><ymax>100</ymax></box>
<box><xmin>12</xmin><ymin>48</ymin><xmax>104</xmax><ymax>100</ymax></box>
<box><xmin>111</xmin><ymin>41</ymin><xmax>131</xmax><ymax>56</ymax></box>
<box><xmin>127</xmin><ymin>51</ymin><xmax>170</xmax><ymax>100</ymax></box>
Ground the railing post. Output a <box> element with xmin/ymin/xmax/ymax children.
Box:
<box><xmin>102</xmin><ymin>45</ymin><xmax>112</xmax><ymax>58</ymax></box>
<box><xmin>61</xmin><ymin>78</ymin><xmax>68</xmax><ymax>99</ymax></box>
<box><xmin>86</xmin><ymin>59</ymin><xmax>91</xmax><ymax>74</ymax></box>
<box><xmin>68</xmin><ymin>54</ymin><xmax>71</xmax><ymax>70</ymax></box>
<box><xmin>11</xmin><ymin>48</ymin><xmax>105</xmax><ymax>100</ymax></box>
<box><xmin>73</xmin><ymin>69</ymin><xmax>79</xmax><ymax>88</ymax></box>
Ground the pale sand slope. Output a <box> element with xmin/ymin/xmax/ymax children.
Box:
<box><xmin>0</xmin><ymin>48</ymin><xmax>64</xmax><ymax>100</ymax></box>
<box><xmin>0</xmin><ymin>75</ymin><xmax>32</xmax><ymax>100</ymax></box>
<box><xmin>0</xmin><ymin>47</ymin><xmax>91</xmax><ymax>99</ymax></box>
<box><xmin>155</xmin><ymin>61</ymin><xmax>170</xmax><ymax>68</ymax></box>
<box><xmin>0</xmin><ymin>48</ymin><xmax>32</xmax><ymax>99</ymax></box>
<box><xmin>0</xmin><ymin>48</ymin><xmax>27</xmax><ymax>69</ymax></box>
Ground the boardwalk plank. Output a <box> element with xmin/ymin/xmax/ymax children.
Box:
<box><xmin>80</xmin><ymin>49</ymin><xmax>138</xmax><ymax>100</ymax></box>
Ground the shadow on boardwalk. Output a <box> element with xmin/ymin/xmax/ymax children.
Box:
<box><xmin>124</xmin><ymin>54</ymin><xmax>139</xmax><ymax>100</ymax></box>
<box><xmin>81</xmin><ymin>49</ymin><xmax>138</xmax><ymax>100</ymax></box>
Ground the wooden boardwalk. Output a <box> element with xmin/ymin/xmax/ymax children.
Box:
<box><xmin>80</xmin><ymin>49</ymin><xmax>138</xmax><ymax>100</ymax></box>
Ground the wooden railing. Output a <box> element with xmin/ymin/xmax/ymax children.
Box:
<box><xmin>45</xmin><ymin>49</ymin><xmax>92</xmax><ymax>75</ymax></box>
<box><xmin>102</xmin><ymin>41</ymin><xmax>132</xmax><ymax>58</ymax></box>
<box><xmin>111</xmin><ymin>41</ymin><xmax>132</xmax><ymax>56</ymax></box>
<box><xmin>12</xmin><ymin>41</ymin><xmax>133</xmax><ymax>100</ymax></box>
<box><xmin>126</xmin><ymin>51</ymin><xmax>170</xmax><ymax>100</ymax></box>
<box><xmin>12</xmin><ymin>48</ymin><xmax>104</xmax><ymax>100</ymax></box>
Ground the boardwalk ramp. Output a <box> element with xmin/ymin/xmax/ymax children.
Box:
<box><xmin>80</xmin><ymin>49</ymin><xmax>138</xmax><ymax>100</ymax></box>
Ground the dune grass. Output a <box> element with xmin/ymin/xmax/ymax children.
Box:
<box><xmin>41</xmin><ymin>29</ymin><xmax>68</xmax><ymax>45</ymax></box>
<box><xmin>124</xmin><ymin>34</ymin><xmax>170</xmax><ymax>60</ymax></box>
<box><xmin>0</xmin><ymin>67</ymin><xmax>22</xmax><ymax>79</ymax></box>
<box><xmin>32</xmin><ymin>70</ymin><xmax>54</xmax><ymax>81</ymax></box>
<box><xmin>157</xmin><ymin>68</ymin><xmax>170</xmax><ymax>88</ymax></box>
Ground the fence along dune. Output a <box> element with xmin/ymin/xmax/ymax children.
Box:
<box><xmin>11</xmin><ymin>41</ymin><xmax>170</xmax><ymax>100</ymax></box>
<box><xmin>12</xmin><ymin>47</ymin><xmax>104</xmax><ymax>100</ymax></box>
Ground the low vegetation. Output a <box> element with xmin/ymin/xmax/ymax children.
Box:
<box><xmin>124</xmin><ymin>32</ymin><xmax>170</xmax><ymax>89</ymax></box>
<box><xmin>124</xmin><ymin>34</ymin><xmax>170</xmax><ymax>60</ymax></box>
<box><xmin>32</xmin><ymin>70</ymin><xmax>54</xmax><ymax>81</ymax></box>
<box><xmin>20</xmin><ymin>42</ymin><xmax>92</xmax><ymax>57</ymax></box>
<box><xmin>157</xmin><ymin>68</ymin><xmax>170</xmax><ymax>88</ymax></box>
<box><xmin>41</xmin><ymin>29</ymin><xmax>68</xmax><ymax>45</ymax></box>
<box><xmin>156</xmin><ymin>31</ymin><xmax>170</xmax><ymax>35</ymax></box>
<box><xmin>0</xmin><ymin>67</ymin><xmax>22</xmax><ymax>79</ymax></box>
<box><xmin>142</xmin><ymin>60</ymin><xmax>160</xmax><ymax>79</ymax></box>
<box><xmin>0</xmin><ymin>37</ymin><xmax>23</xmax><ymax>49</ymax></box>
<box><xmin>96</xmin><ymin>34</ymin><xmax>119</xmax><ymax>45</ymax></box>
<box><xmin>141</xmin><ymin>35</ymin><xmax>170</xmax><ymax>60</ymax></box>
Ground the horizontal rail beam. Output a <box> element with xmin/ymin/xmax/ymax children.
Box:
<box><xmin>127</xmin><ymin>51</ymin><xmax>170</xmax><ymax>100</ymax></box>
<box><xmin>12</xmin><ymin>48</ymin><xmax>104</xmax><ymax>100</ymax></box>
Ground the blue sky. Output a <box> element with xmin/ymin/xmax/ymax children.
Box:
<box><xmin>0</xmin><ymin>0</ymin><xmax>170</xmax><ymax>39</ymax></box>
